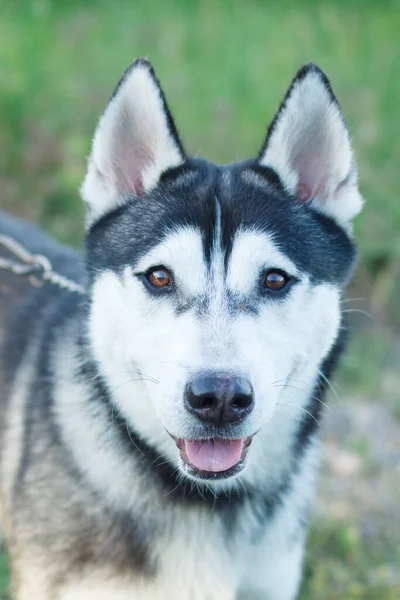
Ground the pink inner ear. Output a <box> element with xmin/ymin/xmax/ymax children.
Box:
<box><xmin>294</xmin><ymin>152</ymin><xmax>327</xmax><ymax>203</ymax></box>
<box><xmin>296</xmin><ymin>181</ymin><xmax>312</xmax><ymax>202</ymax></box>
<box><xmin>116</xmin><ymin>144</ymin><xmax>152</xmax><ymax>198</ymax></box>
<box><xmin>111</xmin><ymin>110</ymin><xmax>158</xmax><ymax>199</ymax></box>
<box><xmin>133</xmin><ymin>176</ymin><xmax>144</xmax><ymax>197</ymax></box>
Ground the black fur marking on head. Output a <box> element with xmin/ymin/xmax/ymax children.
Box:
<box><xmin>85</xmin><ymin>157</ymin><xmax>356</xmax><ymax>293</ymax></box>
<box><xmin>245</xmin><ymin>163</ymin><xmax>286</xmax><ymax>194</ymax></box>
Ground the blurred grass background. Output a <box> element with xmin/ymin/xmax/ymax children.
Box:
<box><xmin>0</xmin><ymin>0</ymin><xmax>399</xmax><ymax>598</ymax></box>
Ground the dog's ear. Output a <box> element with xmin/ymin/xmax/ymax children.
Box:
<box><xmin>81</xmin><ymin>58</ymin><xmax>185</xmax><ymax>224</ymax></box>
<box><xmin>258</xmin><ymin>63</ymin><xmax>363</xmax><ymax>226</ymax></box>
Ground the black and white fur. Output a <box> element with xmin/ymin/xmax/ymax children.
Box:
<box><xmin>0</xmin><ymin>59</ymin><xmax>363</xmax><ymax>599</ymax></box>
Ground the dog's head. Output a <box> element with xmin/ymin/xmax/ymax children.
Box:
<box><xmin>82</xmin><ymin>59</ymin><xmax>362</xmax><ymax>486</ymax></box>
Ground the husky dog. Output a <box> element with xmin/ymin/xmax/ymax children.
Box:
<box><xmin>0</xmin><ymin>59</ymin><xmax>363</xmax><ymax>599</ymax></box>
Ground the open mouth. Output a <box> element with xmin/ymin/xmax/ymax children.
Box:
<box><xmin>174</xmin><ymin>436</ymin><xmax>253</xmax><ymax>480</ymax></box>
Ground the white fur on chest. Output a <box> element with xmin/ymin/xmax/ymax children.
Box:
<box><xmin>58</xmin><ymin>448</ymin><xmax>318</xmax><ymax>600</ymax></box>
<box><xmin>60</xmin><ymin>520</ymin><xmax>237</xmax><ymax>600</ymax></box>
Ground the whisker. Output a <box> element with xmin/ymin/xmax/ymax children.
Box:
<box><xmin>272</xmin><ymin>377</ymin><xmax>312</xmax><ymax>387</ymax></box>
<box><xmin>90</xmin><ymin>369</ymin><xmax>133</xmax><ymax>382</ymax></box>
<box><xmin>111</xmin><ymin>405</ymin><xmax>123</xmax><ymax>423</ymax></box>
<box><xmin>204</xmin><ymin>483</ymin><xmax>217</xmax><ymax>500</ymax></box>
<box><xmin>275</xmin><ymin>405</ymin><xmax>302</xmax><ymax>424</ymax></box>
<box><xmin>299</xmin><ymin>407</ymin><xmax>321</xmax><ymax>426</ymax></box>
<box><xmin>316</xmin><ymin>369</ymin><xmax>341</xmax><ymax>404</ymax></box>
<box><xmin>278</xmin><ymin>400</ymin><xmax>321</xmax><ymax>427</ymax></box>
<box><xmin>281</xmin><ymin>374</ymin><xmax>339</xmax><ymax>405</ymax></box>
<box><xmin>252</xmin><ymin>360</ymin><xmax>271</xmax><ymax>368</ymax></box>
<box><xmin>144</xmin><ymin>359</ymin><xmax>188</xmax><ymax>369</ymax></box>
<box><xmin>195</xmin><ymin>483</ymin><xmax>206</xmax><ymax>502</ymax></box>
<box><xmin>109</xmin><ymin>377</ymin><xmax>160</xmax><ymax>396</ymax></box>
<box><xmin>151</xmin><ymin>456</ymin><xmax>171</xmax><ymax>468</ymax></box>
<box><xmin>273</xmin><ymin>383</ymin><xmax>331</xmax><ymax>412</ymax></box>
<box><xmin>341</xmin><ymin>297</ymin><xmax>368</xmax><ymax>304</ymax></box>
<box><xmin>164</xmin><ymin>468</ymin><xmax>184</xmax><ymax>497</ymax></box>
<box><xmin>235</xmin><ymin>476</ymin><xmax>250</xmax><ymax>500</ymax></box>
<box><xmin>91</xmin><ymin>369</ymin><xmax>160</xmax><ymax>386</ymax></box>
<box><xmin>342</xmin><ymin>308</ymin><xmax>373</xmax><ymax>319</ymax></box>
<box><xmin>125</xmin><ymin>423</ymin><xmax>145</xmax><ymax>456</ymax></box>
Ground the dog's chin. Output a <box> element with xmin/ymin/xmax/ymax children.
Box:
<box><xmin>173</xmin><ymin>436</ymin><xmax>253</xmax><ymax>482</ymax></box>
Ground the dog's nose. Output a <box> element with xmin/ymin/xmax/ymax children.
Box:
<box><xmin>185</xmin><ymin>373</ymin><xmax>254</xmax><ymax>426</ymax></box>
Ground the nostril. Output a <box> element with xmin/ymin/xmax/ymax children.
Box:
<box><xmin>198</xmin><ymin>394</ymin><xmax>215</xmax><ymax>410</ymax></box>
<box><xmin>232</xmin><ymin>392</ymin><xmax>253</xmax><ymax>411</ymax></box>
<box><xmin>186</xmin><ymin>387</ymin><xmax>218</xmax><ymax>412</ymax></box>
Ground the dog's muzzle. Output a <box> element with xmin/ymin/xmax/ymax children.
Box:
<box><xmin>172</xmin><ymin>372</ymin><xmax>255</xmax><ymax>479</ymax></box>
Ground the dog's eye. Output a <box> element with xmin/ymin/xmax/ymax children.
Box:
<box><xmin>146</xmin><ymin>267</ymin><xmax>171</xmax><ymax>289</ymax></box>
<box><xmin>264</xmin><ymin>270</ymin><xmax>290</xmax><ymax>291</ymax></box>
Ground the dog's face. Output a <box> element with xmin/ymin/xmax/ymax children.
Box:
<box><xmin>82</xmin><ymin>60</ymin><xmax>362</xmax><ymax>485</ymax></box>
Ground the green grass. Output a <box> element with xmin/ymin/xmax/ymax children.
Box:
<box><xmin>300</xmin><ymin>522</ymin><xmax>400</xmax><ymax>600</ymax></box>
<box><xmin>1</xmin><ymin>1</ymin><xmax>399</xmax><ymax>598</ymax></box>
<box><xmin>1</xmin><ymin>0</ymin><xmax>400</xmax><ymax>268</ymax></box>
<box><xmin>0</xmin><ymin>549</ymin><xmax>9</xmax><ymax>598</ymax></box>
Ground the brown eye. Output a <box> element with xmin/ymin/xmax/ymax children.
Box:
<box><xmin>264</xmin><ymin>270</ymin><xmax>289</xmax><ymax>291</ymax></box>
<box><xmin>147</xmin><ymin>268</ymin><xmax>171</xmax><ymax>289</ymax></box>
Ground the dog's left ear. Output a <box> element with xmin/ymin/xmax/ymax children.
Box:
<box><xmin>258</xmin><ymin>63</ymin><xmax>363</xmax><ymax>226</ymax></box>
<box><xmin>81</xmin><ymin>58</ymin><xmax>185</xmax><ymax>225</ymax></box>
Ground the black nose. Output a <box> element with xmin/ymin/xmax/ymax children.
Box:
<box><xmin>185</xmin><ymin>373</ymin><xmax>254</xmax><ymax>427</ymax></box>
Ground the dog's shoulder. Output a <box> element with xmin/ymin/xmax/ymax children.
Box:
<box><xmin>0</xmin><ymin>211</ymin><xmax>84</xmax><ymax>379</ymax></box>
<box><xmin>0</xmin><ymin>210</ymin><xmax>84</xmax><ymax>281</ymax></box>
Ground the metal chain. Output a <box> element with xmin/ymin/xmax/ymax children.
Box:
<box><xmin>0</xmin><ymin>234</ymin><xmax>84</xmax><ymax>294</ymax></box>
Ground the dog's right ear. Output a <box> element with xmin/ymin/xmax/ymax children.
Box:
<box><xmin>81</xmin><ymin>58</ymin><xmax>185</xmax><ymax>225</ymax></box>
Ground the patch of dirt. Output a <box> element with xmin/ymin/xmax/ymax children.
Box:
<box><xmin>316</xmin><ymin>394</ymin><xmax>400</xmax><ymax>554</ymax></box>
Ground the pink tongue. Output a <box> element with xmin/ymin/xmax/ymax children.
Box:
<box><xmin>184</xmin><ymin>439</ymin><xmax>244</xmax><ymax>472</ymax></box>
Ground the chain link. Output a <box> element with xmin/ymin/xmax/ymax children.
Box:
<box><xmin>0</xmin><ymin>234</ymin><xmax>84</xmax><ymax>294</ymax></box>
